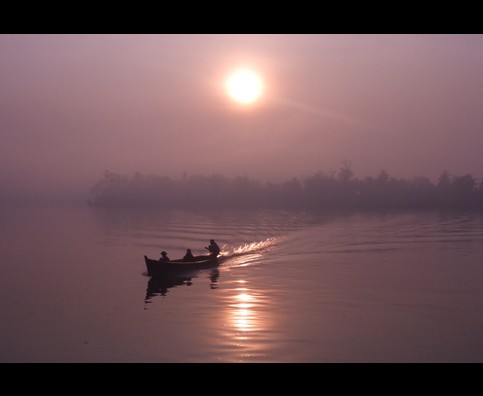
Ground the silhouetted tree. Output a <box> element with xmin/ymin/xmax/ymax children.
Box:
<box><xmin>451</xmin><ymin>174</ymin><xmax>477</xmax><ymax>207</ymax></box>
<box><xmin>337</xmin><ymin>160</ymin><xmax>354</xmax><ymax>184</ymax></box>
<box><xmin>303</xmin><ymin>170</ymin><xmax>338</xmax><ymax>207</ymax></box>
<box><xmin>437</xmin><ymin>170</ymin><xmax>451</xmax><ymax>190</ymax></box>
<box><xmin>89</xmin><ymin>168</ymin><xmax>483</xmax><ymax>210</ymax></box>
<box><xmin>276</xmin><ymin>178</ymin><xmax>303</xmax><ymax>208</ymax></box>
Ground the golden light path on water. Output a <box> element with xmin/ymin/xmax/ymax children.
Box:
<box><xmin>231</xmin><ymin>282</ymin><xmax>256</xmax><ymax>336</ymax></box>
<box><xmin>226</xmin><ymin>279</ymin><xmax>269</xmax><ymax>356</ymax></box>
<box><xmin>218</xmin><ymin>238</ymin><xmax>281</xmax><ymax>361</ymax></box>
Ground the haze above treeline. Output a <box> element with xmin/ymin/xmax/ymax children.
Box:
<box><xmin>2</xmin><ymin>35</ymin><xmax>483</xmax><ymax>203</ymax></box>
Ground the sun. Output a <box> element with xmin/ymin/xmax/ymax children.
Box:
<box><xmin>225</xmin><ymin>69</ymin><xmax>264</xmax><ymax>105</ymax></box>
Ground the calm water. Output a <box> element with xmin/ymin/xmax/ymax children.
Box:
<box><xmin>1</xmin><ymin>204</ymin><xmax>483</xmax><ymax>362</ymax></box>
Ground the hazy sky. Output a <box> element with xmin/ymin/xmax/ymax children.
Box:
<box><xmin>1</xmin><ymin>34</ymin><xmax>483</xmax><ymax>197</ymax></box>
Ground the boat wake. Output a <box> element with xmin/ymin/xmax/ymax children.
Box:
<box><xmin>220</xmin><ymin>237</ymin><xmax>279</xmax><ymax>269</ymax></box>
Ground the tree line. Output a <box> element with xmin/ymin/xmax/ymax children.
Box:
<box><xmin>89</xmin><ymin>166</ymin><xmax>483</xmax><ymax>210</ymax></box>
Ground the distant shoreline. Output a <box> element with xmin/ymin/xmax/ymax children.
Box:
<box><xmin>88</xmin><ymin>169</ymin><xmax>483</xmax><ymax>210</ymax></box>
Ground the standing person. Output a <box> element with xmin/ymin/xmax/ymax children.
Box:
<box><xmin>205</xmin><ymin>239</ymin><xmax>220</xmax><ymax>257</ymax></box>
<box><xmin>159</xmin><ymin>251</ymin><xmax>170</xmax><ymax>262</ymax></box>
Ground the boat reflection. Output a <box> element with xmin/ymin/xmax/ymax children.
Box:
<box><xmin>144</xmin><ymin>274</ymin><xmax>193</xmax><ymax>302</ymax></box>
<box><xmin>209</xmin><ymin>269</ymin><xmax>220</xmax><ymax>289</ymax></box>
<box><xmin>144</xmin><ymin>268</ymin><xmax>220</xmax><ymax>304</ymax></box>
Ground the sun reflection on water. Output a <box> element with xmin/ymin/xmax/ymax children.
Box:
<box><xmin>218</xmin><ymin>273</ymin><xmax>283</xmax><ymax>362</ymax></box>
<box><xmin>224</xmin><ymin>279</ymin><xmax>273</xmax><ymax>354</ymax></box>
<box><xmin>231</xmin><ymin>289</ymin><xmax>256</xmax><ymax>334</ymax></box>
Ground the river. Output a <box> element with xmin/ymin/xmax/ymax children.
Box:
<box><xmin>1</xmin><ymin>204</ymin><xmax>482</xmax><ymax>362</ymax></box>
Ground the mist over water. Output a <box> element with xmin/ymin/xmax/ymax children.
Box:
<box><xmin>1</xmin><ymin>204</ymin><xmax>483</xmax><ymax>362</ymax></box>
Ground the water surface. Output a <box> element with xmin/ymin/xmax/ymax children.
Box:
<box><xmin>1</xmin><ymin>204</ymin><xmax>482</xmax><ymax>362</ymax></box>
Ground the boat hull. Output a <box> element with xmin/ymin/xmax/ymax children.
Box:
<box><xmin>144</xmin><ymin>255</ymin><xmax>219</xmax><ymax>276</ymax></box>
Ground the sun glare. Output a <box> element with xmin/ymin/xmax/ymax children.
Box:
<box><xmin>226</xmin><ymin>69</ymin><xmax>263</xmax><ymax>105</ymax></box>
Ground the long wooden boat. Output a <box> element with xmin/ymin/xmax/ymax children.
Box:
<box><xmin>144</xmin><ymin>254</ymin><xmax>219</xmax><ymax>276</ymax></box>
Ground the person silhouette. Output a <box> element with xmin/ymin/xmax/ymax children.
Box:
<box><xmin>159</xmin><ymin>251</ymin><xmax>170</xmax><ymax>262</ymax></box>
<box><xmin>183</xmin><ymin>249</ymin><xmax>194</xmax><ymax>261</ymax></box>
<box><xmin>205</xmin><ymin>239</ymin><xmax>220</xmax><ymax>257</ymax></box>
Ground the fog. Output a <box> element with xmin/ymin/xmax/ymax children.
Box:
<box><xmin>2</xmin><ymin>34</ymin><xmax>483</xmax><ymax>202</ymax></box>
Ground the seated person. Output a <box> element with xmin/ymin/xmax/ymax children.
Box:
<box><xmin>183</xmin><ymin>249</ymin><xmax>195</xmax><ymax>261</ymax></box>
<box><xmin>159</xmin><ymin>251</ymin><xmax>170</xmax><ymax>262</ymax></box>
